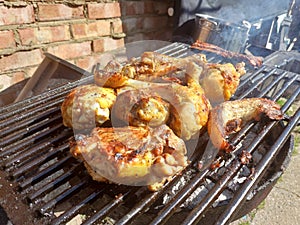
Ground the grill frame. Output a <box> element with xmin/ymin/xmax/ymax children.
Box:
<box><xmin>0</xmin><ymin>42</ymin><xmax>299</xmax><ymax>225</ymax></box>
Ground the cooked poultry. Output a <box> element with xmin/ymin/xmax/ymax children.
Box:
<box><xmin>61</xmin><ymin>51</ymin><xmax>272</xmax><ymax>191</ymax></box>
<box><xmin>95</xmin><ymin>51</ymin><xmax>245</xmax><ymax>105</ymax></box>
<box><xmin>199</xmin><ymin>62</ymin><xmax>246</xmax><ymax>105</ymax></box>
<box><xmin>94</xmin><ymin>51</ymin><xmax>207</xmax><ymax>87</ymax></box>
<box><xmin>70</xmin><ymin>124</ymin><xmax>188</xmax><ymax>190</ymax></box>
<box><xmin>61</xmin><ymin>84</ymin><xmax>116</xmax><ymax>130</ymax></box>
<box><xmin>207</xmin><ymin>98</ymin><xmax>283</xmax><ymax>152</ymax></box>
<box><xmin>112</xmin><ymin>89</ymin><xmax>170</xmax><ymax>127</ymax></box>
<box><xmin>109</xmin><ymin>61</ymin><xmax>211</xmax><ymax>140</ymax></box>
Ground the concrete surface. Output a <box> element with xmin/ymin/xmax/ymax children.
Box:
<box><xmin>232</xmin><ymin>132</ymin><xmax>300</xmax><ymax>225</ymax></box>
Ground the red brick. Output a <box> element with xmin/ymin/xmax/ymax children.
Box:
<box><xmin>75</xmin><ymin>53</ymin><xmax>115</xmax><ymax>71</ymax></box>
<box><xmin>144</xmin><ymin>2</ymin><xmax>155</xmax><ymax>14</ymax></box>
<box><xmin>122</xmin><ymin>17</ymin><xmax>143</xmax><ymax>34</ymax></box>
<box><xmin>47</xmin><ymin>42</ymin><xmax>92</xmax><ymax>59</ymax></box>
<box><xmin>122</xmin><ymin>1</ymin><xmax>144</xmax><ymax>15</ymax></box>
<box><xmin>88</xmin><ymin>3</ymin><xmax>121</xmax><ymax>19</ymax></box>
<box><xmin>153</xmin><ymin>2</ymin><xmax>170</xmax><ymax>15</ymax></box>
<box><xmin>0</xmin><ymin>5</ymin><xmax>34</xmax><ymax>25</ymax></box>
<box><xmin>0</xmin><ymin>49</ymin><xmax>43</xmax><ymax>71</ymax></box>
<box><xmin>92</xmin><ymin>38</ymin><xmax>124</xmax><ymax>53</ymax></box>
<box><xmin>18</xmin><ymin>25</ymin><xmax>70</xmax><ymax>45</ymax></box>
<box><xmin>125</xmin><ymin>33</ymin><xmax>145</xmax><ymax>43</ymax></box>
<box><xmin>0</xmin><ymin>74</ymin><xmax>13</xmax><ymax>91</ymax></box>
<box><xmin>0</xmin><ymin>71</ymin><xmax>27</xmax><ymax>91</ymax></box>
<box><xmin>71</xmin><ymin>20</ymin><xmax>110</xmax><ymax>39</ymax></box>
<box><xmin>111</xmin><ymin>19</ymin><xmax>123</xmax><ymax>34</ymax></box>
<box><xmin>145</xmin><ymin>30</ymin><xmax>173</xmax><ymax>41</ymax></box>
<box><xmin>143</xmin><ymin>16</ymin><xmax>168</xmax><ymax>30</ymax></box>
<box><xmin>38</xmin><ymin>3</ymin><xmax>84</xmax><ymax>21</ymax></box>
<box><xmin>0</xmin><ymin>30</ymin><xmax>16</xmax><ymax>49</ymax></box>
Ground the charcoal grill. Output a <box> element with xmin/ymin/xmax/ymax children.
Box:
<box><xmin>0</xmin><ymin>42</ymin><xmax>299</xmax><ymax>225</ymax></box>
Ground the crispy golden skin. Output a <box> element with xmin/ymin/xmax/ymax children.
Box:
<box><xmin>200</xmin><ymin>62</ymin><xmax>246</xmax><ymax>104</ymax></box>
<box><xmin>96</xmin><ymin>59</ymin><xmax>211</xmax><ymax>140</ymax></box>
<box><xmin>207</xmin><ymin>98</ymin><xmax>283</xmax><ymax>152</ymax></box>
<box><xmin>112</xmin><ymin>89</ymin><xmax>170</xmax><ymax>127</ymax></box>
<box><xmin>61</xmin><ymin>84</ymin><xmax>116</xmax><ymax>130</ymax></box>
<box><xmin>94</xmin><ymin>52</ymin><xmax>207</xmax><ymax>87</ymax></box>
<box><xmin>70</xmin><ymin>125</ymin><xmax>188</xmax><ymax>189</ymax></box>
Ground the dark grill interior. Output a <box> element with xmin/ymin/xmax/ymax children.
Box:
<box><xmin>0</xmin><ymin>42</ymin><xmax>299</xmax><ymax>225</ymax></box>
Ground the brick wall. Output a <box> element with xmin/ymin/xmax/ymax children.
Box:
<box><xmin>0</xmin><ymin>0</ymin><xmax>175</xmax><ymax>92</ymax></box>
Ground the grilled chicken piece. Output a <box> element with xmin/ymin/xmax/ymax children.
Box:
<box><xmin>94</xmin><ymin>51</ymin><xmax>207</xmax><ymax>87</ymax></box>
<box><xmin>61</xmin><ymin>84</ymin><xmax>116</xmax><ymax>130</ymax></box>
<box><xmin>207</xmin><ymin>98</ymin><xmax>283</xmax><ymax>152</ymax></box>
<box><xmin>200</xmin><ymin>62</ymin><xmax>246</xmax><ymax>105</ymax></box>
<box><xmin>112</xmin><ymin>89</ymin><xmax>170</xmax><ymax>127</ymax></box>
<box><xmin>95</xmin><ymin>51</ymin><xmax>244</xmax><ymax>106</ymax></box>
<box><xmin>109</xmin><ymin>61</ymin><xmax>211</xmax><ymax>140</ymax></box>
<box><xmin>70</xmin><ymin>125</ymin><xmax>188</xmax><ymax>189</ymax></box>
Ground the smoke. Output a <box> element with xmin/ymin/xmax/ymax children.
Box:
<box><xmin>201</xmin><ymin>0</ymin><xmax>290</xmax><ymax>23</ymax></box>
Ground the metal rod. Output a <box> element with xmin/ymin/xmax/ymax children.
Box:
<box><xmin>215</xmin><ymin>107</ymin><xmax>300</xmax><ymax>225</ymax></box>
<box><xmin>51</xmin><ymin>189</ymin><xmax>104</xmax><ymax>225</ymax></box>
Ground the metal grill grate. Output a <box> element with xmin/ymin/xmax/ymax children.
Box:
<box><xmin>0</xmin><ymin>43</ymin><xmax>299</xmax><ymax>225</ymax></box>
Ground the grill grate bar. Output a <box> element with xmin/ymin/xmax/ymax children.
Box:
<box><xmin>237</xmin><ymin>68</ymin><xmax>277</xmax><ymax>99</ymax></box>
<box><xmin>215</xmin><ymin>107</ymin><xmax>300</xmax><ymax>225</ymax></box>
<box><xmin>18</xmin><ymin>154</ymin><xmax>75</xmax><ymax>190</ymax></box>
<box><xmin>115</xmin><ymin>190</ymin><xmax>160</xmax><ymax>225</ymax></box>
<box><xmin>51</xmin><ymin>189</ymin><xmax>104</xmax><ymax>225</ymax></box>
<box><xmin>0</xmin><ymin>97</ymin><xmax>63</xmax><ymax>129</ymax></box>
<box><xmin>148</xmin><ymin>170</ymin><xmax>210</xmax><ymax>225</ymax></box>
<box><xmin>0</xmin><ymin>107</ymin><xmax>59</xmax><ymax>138</ymax></box>
<box><xmin>28</xmin><ymin>162</ymin><xmax>83</xmax><ymax>202</ymax></box>
<box><xmin>256</xmin><ymin>71</ymin><xmax>288</xmax><ymax>97</ymax></box>
<box><xmin>0</xmin><ymin>113</ymin><xmax>62</xmax><ymax>148</ymax></box>
<box><xmin>4</xmin><ymin>125</ymin><xmax>67</xmax><ymax>169</ymax></box>
<box><xmin>0</xmin><ymin>123</ymin><xmax>64</xmax><ymax>158</ymax></box>
<box><xmin>81</xmin><ymin>189</ymin><xmax>134</xmax><ymax>225</ymax></box>
<box><xmin>39</xmin><ymin>177</ymin><xmax>90</xmax><ymax>215</ymax></box>
<box><xmin>0</xmin><ymin>96</ymin><xmax>64</xmax><ymax>122</ymax></box>
<box><xmin>181</xmin><ymin>85</ymin><xmax>300</xmax><ymax>225</ymax></box>
<box><xmin>0</xmin><ymin>75</ymin><xmax>93</xmax><ymax>116</ymax></box>
<box><xmin>16</xmin><ymin>143</ymin><xmax>69</xmax><ymax>189</ymax></box>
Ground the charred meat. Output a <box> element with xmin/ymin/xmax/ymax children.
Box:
<box><xmin>191</xmin><ymin>40</ymin><xmax>263</xmax><ymax>67</ymax></box>
<box><xmin>207</xmin><ymin>98</ymin><xmax>283</xmax><ymax>152</ymax></box>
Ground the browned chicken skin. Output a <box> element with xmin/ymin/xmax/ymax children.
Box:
<box><xmin>61</xmin><ymin>84</ymin><xmax>116</xmax><ymax>130</ymax></box>
<box><xmin>61</xmin><ymin>51</ymin><xmax>283</xmax><ymax>191</ymax></box>
<box><xmin>70</xmin><ymin>125</ymin><xmax>188</xmax><ymax>190</ymax></box>
<box><xmin>112</xmin><ymin>89</ymin><xmax>170</xmax><ymax>127</ymax></box>
<box><xmin>200</xmin><ymin>62</ymin><xmax>246</xmax><ymax>105</ymax></box>
<box><xmin>109</xmin><ymin>61</ymin><xmax>211</xmax><ymax>140</ymax></box>
<box><xmin>207</xmin><ymin>98</ymin><xmax>283</xmax><ymax>152</ymax></box>
<box><xmin>94</xmin><ymin>51</ymin><xmax>207</xmax><ymax>87</ymax></box>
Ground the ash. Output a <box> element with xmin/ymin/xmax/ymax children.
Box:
<box><xmin>158</xmin><ymin>126</ymin><xmax>270</xmax><ymax>211</ymax></box>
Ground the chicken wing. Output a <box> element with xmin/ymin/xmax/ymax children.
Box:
<box><xmin>61</xmin><ymin>84</ymin><xmax>116</xmax><ymax>130</ymax></box>
<box><xmin>70</xmin><ymin>125</ymin><xmax>188</xmax><ymax>189</ymax></box>
<box><xmin>207</xmin><ymin>98</ymin><xmax>283</xmax><ymax>152</ymax></box>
